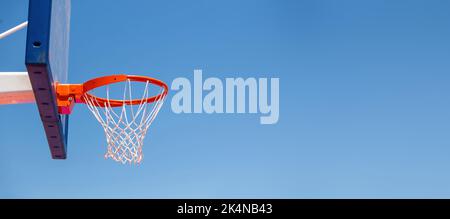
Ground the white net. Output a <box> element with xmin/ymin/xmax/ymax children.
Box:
<box><xmin>83</xmin><ymin>79</ymin><xmax>166</xmax><ymax>164</ymax></box>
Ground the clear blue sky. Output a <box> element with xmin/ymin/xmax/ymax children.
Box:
<box><xmin>1</xmin><ymin>0</ymin><xmax>450</xmax><ymax>198</ymax></box>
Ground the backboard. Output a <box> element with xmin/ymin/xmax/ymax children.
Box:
<box><xmin>25</xmin><ymin>0</ymin><xmax>71</xmax><ymax>159</ymax></box>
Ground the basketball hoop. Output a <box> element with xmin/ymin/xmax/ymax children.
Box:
<box><xmin>56</xmin><ymin>75</ymin><xmax>168</xmax><ymax>164</ymax></box>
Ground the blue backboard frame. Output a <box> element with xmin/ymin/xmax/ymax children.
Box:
<box><xmin>25</xmin><ymin>0</ymin><xmax>71</xmax><ymax>159</ymax></box>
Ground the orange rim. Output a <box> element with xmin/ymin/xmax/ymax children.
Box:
<box><xmin>56</xmin><ymin>74</ymin><xmax>168</xmax><ymax>111</ymax></box>
<box><xmin>81</xmin><ymin>74</ymin><xmax>168</xmax><ymax>107</ymax></box>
